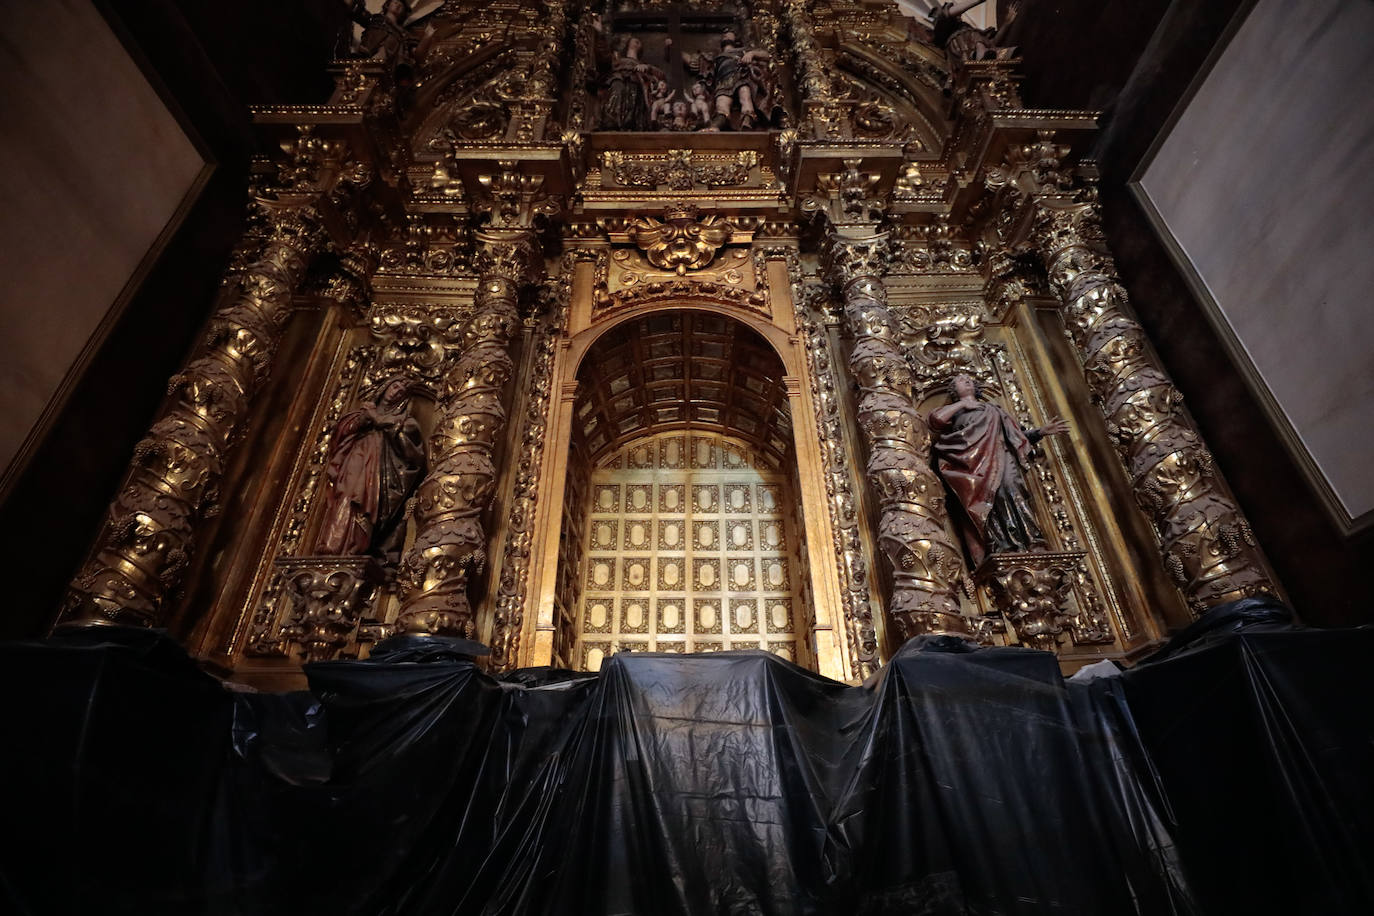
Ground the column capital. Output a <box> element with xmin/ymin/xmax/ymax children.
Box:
<box><xmin>820</xmin><ymin>229</ymin><xmax>893</xmax><ymax>294</ymax></box>
<box><xmin>474</xmin><ymin>162</ymin><xmax>562</xmax><ymax>231</ymax></box>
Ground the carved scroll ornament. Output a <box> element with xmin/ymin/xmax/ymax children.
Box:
<box><xmin>978</xmin><ymin>551</ymin><xmax>1083</xmax><ymax>652</ymax></box>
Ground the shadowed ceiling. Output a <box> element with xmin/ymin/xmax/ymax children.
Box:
<box><xmin>575</xmin><ymin>312</ymin><xmax>792</xmax><ymax>467</ymax></box>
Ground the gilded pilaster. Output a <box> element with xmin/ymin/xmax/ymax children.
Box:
<box><xmin>61</xmin><ymin>139</ymin><xmax>355</xmax><ymax>627</ymax></box>
<box><xmin>488</xmin><ymin>253</ymin><xmax>573</xmax><ymax>668</ymax></box>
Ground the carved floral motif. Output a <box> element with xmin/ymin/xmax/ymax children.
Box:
<box><xmin>977</xmin><ymin>551</ymin><xmax>1083</xmax><ymax>652</ymax></box>
<box><xmin>600</xmin><ymin>149</ymin><xmax>759</xmax><ymax>191</ymax></box>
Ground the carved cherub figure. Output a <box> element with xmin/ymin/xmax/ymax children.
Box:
<box><xmin>648</xmin><ymin>81</ymin><xmax>676</xmax><ymax>126</ymax></box>
<box><xmin>666</xmin><ymin>98</ymin><xmax>695</xmax><ymax>131</ymax></box>
<box><xmin>689</xmin><ymin>81</ymin><xmax>712</xmax><ymax>127</ymax></box>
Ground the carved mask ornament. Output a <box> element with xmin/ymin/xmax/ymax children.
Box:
<box><xmin>627</xmin><ymin>204</ymin><xmax>734</xmax><ymax>274</ymax></box>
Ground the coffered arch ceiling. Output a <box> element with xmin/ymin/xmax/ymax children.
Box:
<box><xmin>574</xmin><ymin>311</ymin><xmax>793</xmax><ymax>468</ymax></box>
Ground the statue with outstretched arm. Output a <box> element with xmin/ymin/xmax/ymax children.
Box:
<box><xmin>928</xmin><ymin>0</ymin><xmax>998</xmax><ymax>61</ymax></box>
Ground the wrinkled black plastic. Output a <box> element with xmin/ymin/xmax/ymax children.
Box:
<box><xmin>3</xmin><ymin>599</ymin><xmax>1371</xmax><ymax>914</ymax></box>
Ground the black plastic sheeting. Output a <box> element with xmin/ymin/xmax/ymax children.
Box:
<box><xmin>2</xmin><ymin>597</ymin><xmax>1372</xmax><ymax>915</ymax></box>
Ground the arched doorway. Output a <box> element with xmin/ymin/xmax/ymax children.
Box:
<box><xmin>556</xmin><ymin>311</ymin><xmax>814</xmax><ymax>670</ymax></box>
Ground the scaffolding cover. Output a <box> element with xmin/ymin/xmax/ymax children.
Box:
<box><xmin>2</xmin><ymin>598</ymin><xmax>1371</xmax><ymax>915</ymax></box>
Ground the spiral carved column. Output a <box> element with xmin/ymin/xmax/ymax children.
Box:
<box><xmin>782</xmin><ymin>0</ymin><xmax>834</xmax><ymax>101</ymax></box>
<box><xmin>394</xmin><ymin>230</ymin><xmax>539</xmax><ymax>637</ymax></box>
<box><xmin>62</xmin><ymin>198</ymin><xmax>330</xmax><ymax>628</ymax></box>
<box><xmin>826</xmin><ymin>231</ymin><xmax>969</xmax><ymax>639</ymax></box>
<box><xmin>1033</xmin><ymin>194</ymin><xmax>1277</xmax><ymax>612</ymax></box>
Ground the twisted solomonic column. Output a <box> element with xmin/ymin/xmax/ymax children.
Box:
<box><xmin>1030</xmin><ymin>195</ymin><xmax>1277</xmax><ymax>612</ymax></box>
<box><xmin>62</xmin><ymin>197</ymin><xmax>332</xmax><ymax>628</ymax></box>
<box><xmin>394</xmin><ymin>230</ymin><xmax>540</xmax><ymax>637</ymax></box>
<box><xmin>826</xmin><ymin>230</ymin><xmax>969</xmax><ymax>639</ymax></box>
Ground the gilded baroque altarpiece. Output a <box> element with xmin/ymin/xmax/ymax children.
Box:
<box><xmin>58</xmin><ymin>0</ymin><xmax>1280</xmax><ymax>686</ymax></box>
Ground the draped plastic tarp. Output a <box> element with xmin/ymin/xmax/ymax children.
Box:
<box><xmin>2</xmin><ymin>598</ymin><xmax>1371</xmax><ymax>915</ymax></box>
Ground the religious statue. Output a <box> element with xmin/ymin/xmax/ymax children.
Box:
<box><xmin>656</xmin><ymin>96</ymin><xmax>699</xmax><ymax>131</ymax></box>
<box><xmin>686</xmin><ymin>30</ymin><xmax>779</xmax><ymax>131</ymax></box>
<box><xmin>314</xmin><ymin>377</ymin><xmax>427</xmax><ymax>563</ymax></box>
<box><xmin>344</xmin><ymin>0</ymin><xmax>435</xmax><ymax>83</ymax></box>
<box><xmin>600</xmin><ymin>35</ymin><xmax>667</xmax><ymax>131</ymax></box>
<box><xmin>928</xmin><ymin>0</ymin><xmax>998</xmax><ymax>61</ymax></box>
<box><xmin>928</xmin><ymin>373</ymin><xmax>1068</xmax><ymax>566</ymax></box>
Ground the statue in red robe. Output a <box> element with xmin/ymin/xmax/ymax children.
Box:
<box><xmin>928</xmin><ymin>373</ymin><xmax>1068</xmax><ymax>566</ymax></box>
<box><xmin>314</xmin><ymin>378</ymin><xmax>426</xmax><ymax>562</ymax></box>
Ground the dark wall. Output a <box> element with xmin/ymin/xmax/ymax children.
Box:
<box><xmin>0</xmin><ymin>1</ymin><xmax>344</xmax><ymax>639</ymax></box>
<box><xmin>1001</xmin><ymin>0</ymin><xmax>1372</xmax><ymax>626</ymax></box>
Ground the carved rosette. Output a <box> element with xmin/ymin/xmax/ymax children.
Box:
<box><xmin>977</xmin><ymin>551</ymin><xmax>1083</xmax><ymax>652</ymax></box>
<box><xmin>63</xmin><ymin>196</ymin><xmax>331</xmax><ymax>627</ymax></box>
<box><xmin>1033</xmin><ymin>197</ymin><xmax>1275</xmax><ymax>613</ymax></box>
<box><xmin>394</xmin><ymin>231</ymin><xmax>539</xmax><ymax>637</ymax></box>
<box><xmin>826</xmin><ymin>231</ymin><xmax>968</xmax><ymax>640</ymax></box>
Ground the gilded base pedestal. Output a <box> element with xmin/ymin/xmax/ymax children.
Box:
<box><xmin>976</xmin><ymin>550</ymin><xmax>1085</xmax><ymax>652</ymax></box>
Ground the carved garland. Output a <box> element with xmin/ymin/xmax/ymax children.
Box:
<box><xmin>596</xmin><ymin>278</ymin><xmax>770</xmax><ymax>319</ymax></box>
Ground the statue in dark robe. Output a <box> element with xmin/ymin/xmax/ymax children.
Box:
<box><xmin>601</xmin><ymin>35</ymin><xmax>665</xmax><ymax>131</ymax></box>
<box><xmin>314</xmin><ymin>377</ymin><xmax>426</xmax><ymax>563</ymax></box>
<box><xmin>344</xmin><ymin>0</ymin><xmax>435</xmax><ymax>85</ymax></box>
<box><xmin>928</xmin><ymin>373</ymin><xmax>1068</xmax><ymax>566</ymax></box>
